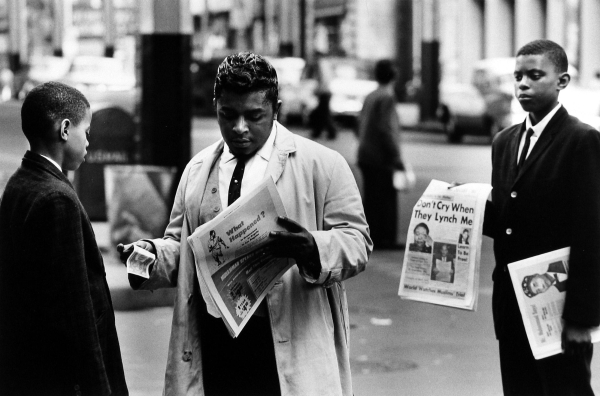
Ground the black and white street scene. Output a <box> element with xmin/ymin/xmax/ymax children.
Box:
<box><xmin>1</xmin><ymin>1</ymin><xmax>600</xmax><ymax>395</ymax></box>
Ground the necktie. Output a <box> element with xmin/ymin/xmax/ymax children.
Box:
<box><xmin>517</xmin><ymin>128</ymin><xmax>534</xmax><ymax>170</ymax></box>
<box><xmin>228</xmin><ymin>157</ymin><xmax>247</xmax><ymax>205</ymax></box>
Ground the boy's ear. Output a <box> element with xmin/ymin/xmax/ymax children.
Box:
<box><xmin>557</xmin><ymin>72</ymin><xmax>570</xmax><ymax>90</ymax></box>
<box><xmin>59</xmin><ymin>119</ymin><xmax>71</xmax><ymax>141</ymax></box>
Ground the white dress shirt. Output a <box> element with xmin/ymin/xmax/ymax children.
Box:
<box><xmin>517</xmin><ymin>103</ymin><xmax>562</xmax><ymax>164</ymax></box>
<box><xmin>218</xmin><ymin>124</ymin><xmax>277</xmax><ymax>208</ymax></box>
<box><xmin>40</xmin><ymin>154</ymin><xmax>62</xmax><ymax>172</ymax></box>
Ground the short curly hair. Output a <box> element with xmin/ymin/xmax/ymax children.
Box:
<box><xmin>213</xmin><ymin>52</ymin><xmax>278</xmax><ymax>110</ymax></box>
<box><xmin>21</xmin><ymin>81</ymin><xmax>90</xmax><ymax>141</ymax></box>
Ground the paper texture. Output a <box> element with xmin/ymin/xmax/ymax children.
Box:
<box><xmin>508</xmin><ymin>247</ymin><xmax>600</xmax><ymax>359</ymax></box>
<box><xmin>126</xmin><ymin>244</ymin><xmax>155</xmax><ymax>279</ymax></box>
<box><xmin>398</xmin><ymin>179</ymin><xmax>492</xmax><ymax>310</ymax></box>
<box><xmin>187</xmin><ymin>176</ymin><xmax>291</xmax><ymax>338</ymax></box>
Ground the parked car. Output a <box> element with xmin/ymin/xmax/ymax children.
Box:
<box><xmin>510</xmin><ymin>83</ymin><xmax>600</xmax><ymax>131</ymax></box>
<box><xmin>16</xmin><ymin>56</ymin><xmax>71</xmax><ymax>99</ymax></box>
<box><xmin>57</xmin><ymin>56</ymin><xmax>138</xmax><ymax>114</ymax></box>
<box><xmin>266</xmin><ymin>56</ymin><xmax>307</xmax><ymax>124</ymax></box>
<box><xmin>438</xmin><ymin>57</ymin><xmax>515</xmax><ymax>143</ymax></box>
<box><xmin>307</xmin><ymin>57</ymin><xmax>377</xmax><ymax>125</ymax></box>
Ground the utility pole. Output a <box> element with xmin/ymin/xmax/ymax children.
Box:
<box><xmin>103</xmin><ymin>0</ymin><xmax>115</xmax><ymax>57</ymax></box>
<box><xmin>139</xmin><ymin>0</ymin><xmax>192</xmax><ymax>203</ymax></box>
<box><xmin>7</xmin><ymin>0</ymin><xmax>27</xmax><ymax>71</ymax></box>
<box><xmin>420</xmin><ymin>0</ymin><xmax>439</xmax><ymax>120</ymax></box>
<box><xmin>395</xmin><ymin>0</ymin><xmax>413</xmax><ymax>101</ymax></box>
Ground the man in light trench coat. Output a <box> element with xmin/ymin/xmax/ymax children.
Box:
<box><xmin>119</xmin><ymin>52</ymin><xmax>372</xmax><ymax>396</ymax></box>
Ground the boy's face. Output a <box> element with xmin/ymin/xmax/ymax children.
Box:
<box><xmin>513</xmin><ymin>53</ymin><xmax>569</xmax><ymax>120</ymax></box>
<box><xmin>215</xmin><ymin>89</ymin><xmax>281</xmax><ymax>157</ymax></box>
<box><xmin>63</xmin><ymin>108</ymin><xmax>92</xmax><ymax>171</ymax></box>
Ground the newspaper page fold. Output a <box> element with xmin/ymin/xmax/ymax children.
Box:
<box><xmin>187</xmin><ymin>176</ymin><xmax>291</xmax><ymax>338</ymax></box>
<box><xmin>398</xmin><ymin>179</ymin><xmax>492</xmax><ymax>310</ymax></box>
<box><xmin>508</xmin><ymin>247</ymin><xmax>600</xmax><ymax>359</ymax></box>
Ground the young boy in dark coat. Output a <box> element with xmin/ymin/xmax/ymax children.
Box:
<box><xmin>483</xmin><ymin>39</ymin><xmax>600</xmax><ymax>396</ymax></box>
<box><xmin>0</xmin><ymin>82</ymin><xmax>128</xmax><ymax>395</ymax></box>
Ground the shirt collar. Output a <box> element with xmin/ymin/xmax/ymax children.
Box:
<box><xmin>40</xmin><ymin>154</ymin><xmax>62</xmax><ymax>172</ymax></box>
<box><xmin>525</xmin><ymin>102</ymin><xmax>562</xmax><ymax>137</ymax></box>
<box><xmin>222</xmin><ymin>123</ymin><xmax>277</xmax><ymax>163</ymax></box>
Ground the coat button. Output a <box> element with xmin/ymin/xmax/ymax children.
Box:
<box><xmin>213</xmin><ymin>206</ymin><xmax>220</xmax><ymax>212</ymax></box>
<box><xmin>182</xmin><ymin>351</ymin><xmax>192</xmax><ymax>362</ymax></box>
<box><xmin>211</xmin><ymin>187</ymin><xmax>217</xmax><ymax>193</ymax></box>
<box><xmin>506</xmin><ymin>228</ymin><xmax>512</xmax><ymax>235</ymax></box>
<box><xmin>510</xmin><ymin>191</ymin><xmax>517</xmax><ymax>198</ymax></box>
<box><xmin>74</xmin><ymin>385</ymin><xmax>80</xmax><ymax>391</ymax></box>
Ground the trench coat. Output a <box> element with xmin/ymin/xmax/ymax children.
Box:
<box><xmin>136</xmin><ymin>122</ymin><xmax>372</xmax><ymax>395</ymax></box>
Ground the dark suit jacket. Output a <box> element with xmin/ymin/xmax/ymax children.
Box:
<box><xmin>0</xmin><ymin>152</ymin><xmax>128</xmax><ymax>396</ymax></box>
<box><xmin>484</xmin><ymin>106</ymin><xmax>600</xmax><ymax>339</ymax></box>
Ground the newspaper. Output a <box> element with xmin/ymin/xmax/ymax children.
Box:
<box><xmin>508</xmin><ymin>247</ymin><xmax>600</xmax><ymax>359</ymax></box>
<box><xmin>398</xmin><ymin>179</ymin><xmax>492</xmax><ymax>310</ymax></box>
<box><xmin>125</xmin><ymin>244</ymin><xmax>155</xmax><ymax>279</ymax></box>
<box><xmin>187</xmin><ymin>176</ymin><xmax>291</xmax><ymax>338</ymax></box>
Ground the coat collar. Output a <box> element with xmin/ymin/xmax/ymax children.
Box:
<box><xmin>22</xmin><ymin>151</ymin><xmax>74</xmax><ymax>189</ymax></box>
<box><xmin>513</xmin><ymin>106</ymin><xmax>569</xmax><ymax>181</ymax></box>
<box><xmin>184</xmin><ymin>121</ymin><xmax>297</xmax><ymax>230</ymax></box>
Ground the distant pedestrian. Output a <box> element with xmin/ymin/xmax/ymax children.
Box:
<box><xmin>357</xmin><ymin>59</ymin><xmax>405</xmax><ymax>249</ymax></box>
<box><xmin>309</xmin><ymin>56</ymin><xmax>337</xmax><ymax>140</ymax></box>
<box><xmin>483</xmin><ymin>39</ymin><xmax>600</xmax><ymax>396</ymax></box>
<box><xmin>0</xmin><ymin>82</ymin><xmax>128</xmax><ymax>395</ymax></box>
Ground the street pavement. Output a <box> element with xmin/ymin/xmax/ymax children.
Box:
<box><xmin>1</xmin><ymin>107</ymin><xmax>598</xmax><ymax>395</ymax></box>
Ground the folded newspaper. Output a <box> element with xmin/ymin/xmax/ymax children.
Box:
<box><xmin>398</xmin><ymin>180</ymin><xmax>492</xmax><ymax>310</ymax></box>
<box><xmin>508</xmin><ymin>247</ymin><xmax>600</xmax><ymax>359</ymax></box>
<box><xmin>187</xmin><ymin>176</ymin><xmax>291</xmax><ymax>338</ymax></box>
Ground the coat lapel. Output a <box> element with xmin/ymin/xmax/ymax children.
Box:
<box><xmin>515</xmin><ymin>106</ymin><xmax>568</xmax><ymax>183</ymax></box>
<box><xmin>267</xmin><ymin>122</ymin><xmax>297</xmax><ymax>184</ymax></box>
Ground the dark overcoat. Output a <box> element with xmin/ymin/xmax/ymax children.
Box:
<box><xmin>484</xmin><ymin>106</ymin><xmax>600</xmax><ymax>339</ymax></box>
<box><xmin>0</xmin><ymin>151</ymin><xmax>128</xmax><ymax>396</ymax></box>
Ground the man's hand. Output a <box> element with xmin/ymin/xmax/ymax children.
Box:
<box><xmin>116</xmin><ymin>241</ymin><xmax>156</xmax><ymax>265</ymax></box>
<box><xmin>269</xmin><ymin>216</ymin><xmax>321</xmax><ymax>278</ymax></box>
<box><xmin>116</xmin><ymin>241</ymin><xmax>156</xmax><ymax>289</ymax></box>
<box><xmin>562</xmin><ymin>321</ymin><xmax>592</xmax><ymax>356</ymax></box>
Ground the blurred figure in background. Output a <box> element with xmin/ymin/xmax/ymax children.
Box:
<box><xmin>357</xmin><ymin>59</ymin><xmax>405</xmax><ymax>249</ymax></box>
<box><xmin>309</xmin><ymin>55</ymin><xmax>337</xmax><ymax>140</ymax></box>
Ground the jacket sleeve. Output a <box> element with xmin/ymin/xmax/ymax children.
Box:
<box><xmin>563</xmin><ymin>129</ymin><xmax>600</xmax><ymax>327</ymax></box>
<box><xmin>29</xmin><ymin>193</ymin><xmax>111</xmax><ymax>394</ymax></box>
<box><xmin>134</xmin><ymin>162</ymin><xmax>192</xmax><ymax>291</ymax></box>
<box><xmin>308</xmin><ymin>153</ymin><xmax>373</xmax><ymax>285</ymax></box>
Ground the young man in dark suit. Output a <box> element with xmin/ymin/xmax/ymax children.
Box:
<box><xmin>483</xmin><ymin>39</ymin><xmax>600</xmax><ymax>396</ymax></box>
<box><xmin>0</xmin><ymin>82</ymin><xmax>128</xmax><ymax>395</ymax></box>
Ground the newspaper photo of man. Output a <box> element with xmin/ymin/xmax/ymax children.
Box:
<box><xmin>408</xmin><ymin>222</ymin><xmax>433</xmax><ymax>253</ymax></box>
<box><xmin>521</xmin><ymin>261</ymin><xmax>567</xmax><ymax>298</ymax></box>
<box><xmin>431</xmin><ymin>243</ymin><xmax>456</xmax><ymax>283</ymax></box>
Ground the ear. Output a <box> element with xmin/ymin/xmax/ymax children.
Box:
<box><xmin>59</xmin><ymin>119</ymin><xmax>71</xmax><ymax>141</ymax></box>
<box><xmin>274</xmin><ymin>100</ymin><xmax>282</xmax><ymax>120</ymax></box>
<box><xmin>557</xmin><ymin>72</ymin><xmax>570</xmax><ymax>91</ymax></box>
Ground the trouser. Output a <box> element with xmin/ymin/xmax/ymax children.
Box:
<box><xmin>359</xmin><ymin>164</ymin><xmax>398</xmax><ymax>247</ymax></box>
<box><xmin>199</xmin><ymin>301</ymin><xmax>281</xmax><ymax>396</ymax></box>
<box><xmin>498</xmin><ymin>328</ymin><xmax>593</xmax><ymax>396</ymax></box>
